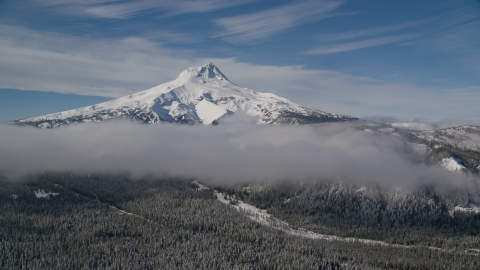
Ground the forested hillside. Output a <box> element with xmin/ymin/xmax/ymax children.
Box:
<box><xmin>1</xmin><ymin>174</ymin><xmax>479</xmax><ymax>269</ymax></box>
<box><xmin>219</xmin><ymin>180</ymin><xmax>480</xmax><ymax>250</ymax></box>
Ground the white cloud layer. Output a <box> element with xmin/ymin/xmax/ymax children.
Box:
<box><xmin>0</xmin><ymin>121</ymin><xmax>470</xmax><ymax>190</ymax></box>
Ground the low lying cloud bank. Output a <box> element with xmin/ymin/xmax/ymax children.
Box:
<box><xmin>0</xmin><ymin>118</ymin><xmax>471</xmax><ymax>190</ymax></box>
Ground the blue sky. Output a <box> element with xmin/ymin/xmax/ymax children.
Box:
<box><xmin>0</xmin><ymin>0</ymin><xmax>479</xmax><ymax>121</ymax></box>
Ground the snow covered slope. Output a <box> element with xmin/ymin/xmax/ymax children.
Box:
<box><xmin>14</xmin><ymin>62</ymin><xmax>356</xmax><ymax>128</ymax></box>
<box><xmin>440</xmin><ymin>157</ymin><xmax>466</xmax><ymax>173</ymax></box>
<box><xmin>360</xmin><ymin>123</ymin><xmax>480</xmax><ymax>174</ymax></box>
<box><xmin>390</xmin><ymin>122</ymin><xmax>434</xmax><ymax>131</ymax></box>
<box><xmin>410</xmin><ymin>126</ymin><xmax>480</xmax><ymax>152</ymax></box>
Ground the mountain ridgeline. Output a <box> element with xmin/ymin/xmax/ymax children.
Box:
<box><xmin>14</xmin><ymin>62</ymin><xmax>357</xmax><ymax>128</ymax></box>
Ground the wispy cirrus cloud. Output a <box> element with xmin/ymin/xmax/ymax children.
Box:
<box><xmin>0</xmin><ymin>24</ymin><xmax>196</xmax><ymax>97</ymax></box>
<box><xmin>1</xmin><ymin>24</ymin><xmax>479</xmax><ymax>120</ymax></box>
<box><xmin>305</xmin><ymin>34</ymin><xmax>416</xmax><ymax>55</ymax></box>
<box><xmin>305</xmin><ymin>19</ymin><xmax>421</xmax><ymax>55</ymax></box>
<box><xmin>29</xmin><ymin>0</ymin><xmax>256</xmax><ymax>18</ymax></box>
<box><xmin>317</xmin><ymin>21</ymin><xmax>423</xmax><ymax>41</ymax></box>
<box><xmin>214</xmin><ymin>0</ymin><xmax>344</xmax><ymax>44</ymax></box>
<box><xmin>434</xmin><ymin>1</ymin><xmax>480</xmax><ymax>75</ymax></box>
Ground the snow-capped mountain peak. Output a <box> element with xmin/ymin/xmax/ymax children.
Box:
<box><xmin>179</xmin><ymin>62</ymin><xmax>230</xmax><ymax>82</ymax></box>
<box><xmin>14</xmin><ymin>63</ymin><xmax>357</xmax><ymax>128</ymax></box>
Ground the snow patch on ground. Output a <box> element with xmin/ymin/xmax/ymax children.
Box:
<box><xmin>195</xmin><ymin>99</ymin><xmax>227</xmax><ymax>124</ymax></box>
<box><xmin>34</xmin><ymin>189</ymin><xmax>59</xmax><ymax>199</ymax></box>
<box><xmin>440</xmin><ymin>157</ymin><xmax>465</xmax><ymax>172</ymax></box>
<box><xmin>449</xmin><ymin>204</ymin><xmax>480</xmax><ymax>217</ymax></box>
<box><xmin>109</xmin><ymin>205</ymin><xmax>149</xmax><ymax>221</ymax></box>
<box><xmin>283</xmin><ymin>196</ymin><xmax>299</xmax><ymax>204</ymax></box>
<box><xmin>356</xmin><ymin>187</ymin><xmax>367</xmax><ymax>193</ymax></box>
<box><xmin>215</xmin><ymin>191</ymin><xmax>290</xmax><ymax>229</ymax></box>
<box><xmin>10</xmin><ymin>194</ymin><xmax>19</xmax><ymax>199</ymax></box>
<box><xmin>391</xmin><ymin>122</ymin><xmax>434</xmax><ymax>131</ymax></box>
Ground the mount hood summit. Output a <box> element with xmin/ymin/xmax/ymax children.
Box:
<box><xmin>15</xmin><ymin>62</ymin><xmax>356</xmax><ymax>128</ymax></box>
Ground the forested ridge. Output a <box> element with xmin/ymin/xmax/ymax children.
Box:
<box><xmin>219</xmin><ymin>180</ymin><xmax>480</xmax><ymax>250</ymax></box>
<box><xmin>1</xmin><ymin>173</ymin><xmax>479</xmax><ymax>269</ymax></box>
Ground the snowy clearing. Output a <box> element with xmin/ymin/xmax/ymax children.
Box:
<box><xmin>34</xmin><ymin>189</ymin><xmax>59</xmax><ymax>199</ymax></box>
